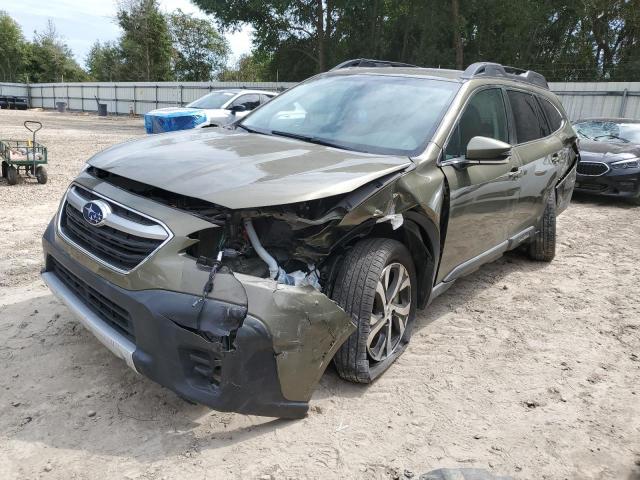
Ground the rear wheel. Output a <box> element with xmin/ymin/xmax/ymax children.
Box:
<box><xmin>35</xmin><ymin>166</ymin><xmax>47</xmax><ymax>184</ymax></box>
<box><xmin>332</xmin><ymin>238</ymin><xmax>416</xmax><ymax>383</ymax></box>
<box><xmin>6</xmin><ymin>166</ymin><xmax>18</xmax><ymax>185</ymax></box>
<box><xmin>528</xmin><ymin>189</ymin><xmax>556</xmax><ymax>262</ymax></box>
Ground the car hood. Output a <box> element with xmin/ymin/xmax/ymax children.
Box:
<box><xmin>87</xmin><ymin>128</ymin><xmax>412</xmax><ymax>209</ymax></box>
<box><xmin>579</xmin><ymin>139</ymin><xmax>640</xmax><ymax>163</ymax></box>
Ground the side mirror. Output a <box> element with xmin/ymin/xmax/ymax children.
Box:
<box><xmin>466</xmin><ymin>136</ymin><xmax>512</xmax><ymax>161</ymax></box>
<box><xmin>228</xmin><ymin>104</ymin><xmax>247</xmax><ymax>114</ymax></box>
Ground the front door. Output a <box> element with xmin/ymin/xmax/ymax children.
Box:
<box><xmin>437</xmin><ymin>87</ymin><xmax>522</xmax><ymax>283</ymax></box>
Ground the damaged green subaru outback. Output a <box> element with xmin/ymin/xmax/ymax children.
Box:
<box><xmin>42</xmin><ymin>59</ymin><xmax>578</xmax><ymax>418</ymax></box>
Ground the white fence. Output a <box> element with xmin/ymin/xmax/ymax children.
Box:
<box><xmin>23</xmin><ymin>81</ymin><xmax>296</xmax><ymax>115</ymax></box>
<box><xmin>549</xmin><ymin>82</ymin><xmax>640</xmax><ymax>120</ymax></box>
<box><xmin>0</xmin><ymin>82</ymin><xmax>29</xmax><ymax>97</ymax></box>
<box><xmin>1</xmin><ymin>80</ymin><xmax>639</xmax><ymax>120</ymax></box>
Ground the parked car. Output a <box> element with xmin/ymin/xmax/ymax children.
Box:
<box><xmin>0</xmin><ymin>95</ymin><xmax>28</xmax><ymax>110</ymax></box>
<box><xmin>144</xmin><ymin>89</ymin><xmax>277</xmax><ymax>134</ymax></box>
<box><xmin>42</xmin><ymin>59</ymin><xmax>577</xmax><ymax>418</ymax></box>
<box><xmin>573</xmin><ymin>118</ymin><xmax>640</xmax><ymax>204</ymax></box>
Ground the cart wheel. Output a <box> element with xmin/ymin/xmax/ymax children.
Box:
<box><xmin>7</xmin><ymin>166</ymin><xmax>18</xmax><ymax>185</ymax></box>
<box><xmin>36</xmin><ymin>166</ymin><xmax>48</xmax><ymax>184</ymax></box>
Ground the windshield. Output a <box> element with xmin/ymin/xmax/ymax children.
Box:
<box><xmin>240</xmin><ymin>74</ymin><xmax>460</xmax><ymax>155</ymax></box>
<box><xmin>187</xmin><ymin>91</ymin><xmax>237</xmax><ymax>109</ymax></box>
<box><xmin>574</xmin><ymin>120</ymin><xmax>640</xmax><ymax>143</ymax></box>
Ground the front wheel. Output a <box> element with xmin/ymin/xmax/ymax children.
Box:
<box><xmin>332</xmin><ymin>238</ymin><xmax>417</xmax><ymax>383</ymax></box>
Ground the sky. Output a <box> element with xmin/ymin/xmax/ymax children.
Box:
<box><xmin>2</xmin><ymin>0</ymin><xmax>253</xmax><ymax>67</ymax></box>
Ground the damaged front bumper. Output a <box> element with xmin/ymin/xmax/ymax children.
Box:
<box><xmin>42</xmin><ymin>221</ymin><xmax>355</xmax><ymax>418</ymax></box>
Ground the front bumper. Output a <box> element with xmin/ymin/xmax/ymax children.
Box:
<box><xmin>42</xmin><ymin>220</ymin><xmax>354</xmax><ymax>418</ymax></box>
<box><xmin>575</xmin><ymin>168</ymin><xmax>640</xmax><ymax>200</ymax></box>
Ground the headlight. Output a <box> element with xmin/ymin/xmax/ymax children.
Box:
<box><xmin>610</xmin><ymin>157</ymin><xmax>640</xmax><ymax>169</ymax></box>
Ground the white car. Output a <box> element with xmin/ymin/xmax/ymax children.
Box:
<box><xmin>144</xmin><ymin>89</ymin><xmax>277</xmax><ymax>134</ymax></box>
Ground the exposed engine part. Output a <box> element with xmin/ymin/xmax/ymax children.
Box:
<box><xmin>243</xmin><ymin>218</ymin><xmax>321</xmax><ymax>290</ymax></box>
<box><xmin>243</xmin><ymin>218</ymin><xmax>291</xmax><ymax>283</ymax></box>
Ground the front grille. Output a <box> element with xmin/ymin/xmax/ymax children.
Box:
<box><xmin>577</xmin><ymin>162</ymin><xmax>609</xmax><ymax>176</ymax></box>
<box><xmin>575</xmin><ymin>182</ymin><xmax>606</xmax><ymax>192</ymax></box>
<box><xmin>50</xmin><ymin>258</ymin><xmax>134</xmax><ymax>341</ymax></box>
<box><xmin>58</xmin><ymin>186</ymin><xmax>169</xmax><ymax>272</ymax></box>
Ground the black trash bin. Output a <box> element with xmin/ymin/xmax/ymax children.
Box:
<box><xmin>56</xmin><ymin>101</ymin><xmax>67</xmax><ymax>113</ymax></box>
<box><xmin>97</xmin><ymin>103</ymin><xmax>108</xmax><ymax>116</ymax></box>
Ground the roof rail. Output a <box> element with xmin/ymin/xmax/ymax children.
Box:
<box><xmin>330</xmin><ymin>58</ymin><xmax>419</xmax><ymax>71</ymax></box>
<box><xmin>462</xmin><ymin>62</ymin><xmax>548</xmax><ymax>89</ymax></box>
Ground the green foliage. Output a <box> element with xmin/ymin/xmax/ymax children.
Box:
<box><xmin>219</xmin><ymin>53</ymin><xmax>270</xmax><ymax>81</ymax></box>
<box><xmin>117</xmin><ymin>0</ymin><xmax>173</xmax><ymax>81</ymax></box>
<box><xmin>168</xmin><ymin>9</ymin><xmax>229</xmax><ymax>81</ymax></box>
<box><xmin>0</xmin><ymin>11</ymin><xmax>26</xmax><ymax>82</ymax></box>
<box><xmin>194</xmin><ymin>0</ymin><xmax>640</xmax><ymax>82</ymax></box>
<box><xmin>86</xmin><ymin>41</ymin><xmax>123</xmax><ymax>81</ymax></box>
<box><xmin>23</xmin><ymin>20</ymin><xmax>87</xmax><ymax>83</ymax></box>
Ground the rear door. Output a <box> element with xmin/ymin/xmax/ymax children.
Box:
<box><xmin>505</xmin><ymin>90</ymin><xmax>564</xmax><ymax>233</ymax></box>
<box><xmin>437</xmin><ymin>87</ymin><xmax>522</xmax><ymax>283</ymax></box>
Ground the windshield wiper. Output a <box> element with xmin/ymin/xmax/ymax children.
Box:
<box><xmin>235</xmin><ymin>124</ymin><xmax>262</xmax><ymax>134</ymax></box>
<box><xmin>270</xmin><ymin>130</ymin><xmax>356</xmax><ymax>151</ymax></box>
<box><xmin>594</xmin><ymin>134</ymin><xmax>630</xmax><ymax>143</ymax></box>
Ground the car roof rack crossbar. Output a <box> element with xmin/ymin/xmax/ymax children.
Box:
<box><xmin>330</xmin><ymin>58</ymin><xmax>419</xmax><ymax>71</ymax></box>
<box><xmin>462</xmin><ymin>62</ymin><xmax>549</xmax><ymax>89</ymax></box>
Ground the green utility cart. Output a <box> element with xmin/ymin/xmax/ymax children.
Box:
<box><xmin>1</xmin><ymin>121</ymin><xmax>48</xmax><ymax>185</ymax></box>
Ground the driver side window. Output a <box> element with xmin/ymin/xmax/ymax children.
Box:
<box><xmin>445</xmin><ymin>88</ymin><xmax>509</xmax><ymax>160</ymax></box>
<box><xmin>230</xmin><ymin>94</ymin><xmax>260</xmax><ymax>111</ymax></box>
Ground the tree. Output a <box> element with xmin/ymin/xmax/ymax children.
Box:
<box><xmin>86</xmin><ymin>41</ymin><xmax>123</xmax><ymax>81</ymax></box>
<box><xmin>167</xmin><ymin>9</ymin><xmax>229</xmax><ymax>80</ymax></box>
<box><xmin>23</xmin><ymin>20</ymin><xmax>87</xmax><ymax>83</ymax></box>
<box><xmin>219</xmin><ymin>53</ymin><xmax>269</xmax><ymax>81</ymax></box>
<box><xmin>192</xmin><ymin>0</ymin><xmax>339</xmax><ymax>76</ymax></box>
<box><xmin>0</xmin><ymin>11</ymin><xmax>26</xmax><ymax>82</ymax></box>
<box><xmin>117</xmin><ymin>0</ymin><xmax>172</xmax><ymax>81</ymax></box>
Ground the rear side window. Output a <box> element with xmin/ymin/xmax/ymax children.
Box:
<box><xmin>538</xmin><ymin>97</ymin><xmax>563</xmax><ymax>132</ymax></box>
<box><xmin>445</xmin><ymin>88</ymin><xmax>509</xmax><ymax>159</ymax></box>
<box><xmin>507</xmin><ymin>90</ymin><xmax>546</xmax><ymax>143</ymax></box>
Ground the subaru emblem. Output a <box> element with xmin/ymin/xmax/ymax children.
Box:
<box><xmin>82</xmin><ymin>200</ymin><xmax>111</xmax><ymax>227</ymax></box>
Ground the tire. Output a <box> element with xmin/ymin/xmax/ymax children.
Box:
<box><xmin>6</xmin><ymin>166</ymin><xmax>18</xmax><ymax>185</ymax></box>
<box><xmin>35</xmin><ymin>166</ymin><xmax>47</xmax><ymax>184</ymax></box>
<box><xmin>332</xmin><ymin>238</ymin><xmax>417</xmax><ymax>383</ymax></box>
<box><xmin>528</xmin><ymin>189</ymin><xmax>556</xmax><ymax>262</ymax></box>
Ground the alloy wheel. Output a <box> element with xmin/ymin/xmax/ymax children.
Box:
<box><xmin>367</xmin><ymin>262</ymin><xmax>411</xmax><ymax>362</ymax></box>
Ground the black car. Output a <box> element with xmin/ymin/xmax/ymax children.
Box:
<box><xmin>573</xmin><ymin>118</ymin><xmax>640</xmax><ymax>204</ymax></box>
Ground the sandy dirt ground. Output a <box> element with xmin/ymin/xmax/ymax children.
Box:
<box><xmin>0</xmin><ymin>110</ymin><xmax>638</xmax><ymax>480</ymax></box>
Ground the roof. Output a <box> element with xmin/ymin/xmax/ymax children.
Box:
<box><xmin>327</xmin><ymin>59</ymin><xmax>549</xmax><ymax>89</ymax></box>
